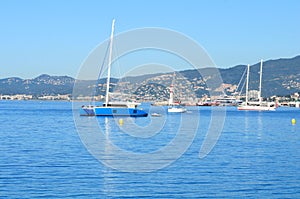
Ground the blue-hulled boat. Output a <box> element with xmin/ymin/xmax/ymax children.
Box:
<box><xmin>80</xmin><ymin>19</ymin><xmax>148</xmax><ymax>117</ymax></box>
<box><xmin>80</xmin><ymin>102</ymin><xmax>148</xmax><ymax>117</ymax></box>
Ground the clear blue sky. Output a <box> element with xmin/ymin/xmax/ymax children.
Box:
<box><xmin>1</xmin><ymin>0</ymin><xmax>299</xmax><ymax>78</ymax></box>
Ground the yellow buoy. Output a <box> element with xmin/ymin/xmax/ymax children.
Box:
<box><xmin>118</xmin><ymin>118</ymin><xmax>124</xmax><ymax>125</ymax></box>
<box><xmin>291</xmin><ymin>118</ymin><xmax>296</xmax><ymax>125</ymax></box>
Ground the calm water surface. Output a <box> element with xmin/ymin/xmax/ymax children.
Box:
<box><xmin>0</xmin><ymin>101</ymin><xmax>299</xmax><ymax>198</ymax></box>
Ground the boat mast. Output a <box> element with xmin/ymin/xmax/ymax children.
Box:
<box><xmin>258</xmin><ymin>59</ymin><xmax>263</xmax><ymax>105</ymax></box>
<box><xmin>245</xmin><ymin>64</ymin><xmax>250</xmax><ymax>105</ymax></box>
<box><xmin>105</xmin><ymin>19</ymin><xmax>115</xmax><ymax>107</ymax></box>
<box><xmin>169</xmin><ymin>73</ymin><xmax>175</xmax><ymax>105</ymax></box>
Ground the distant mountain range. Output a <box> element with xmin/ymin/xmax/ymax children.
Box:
<box><xmin>0</xmin><ymin>74</ymin><xmax>75</xmax><ymax>97</ymax></box>
<box><xmin>1</xmin><ymin>55</ymin><xmax>300</xmax><ymax>99</ymax></box>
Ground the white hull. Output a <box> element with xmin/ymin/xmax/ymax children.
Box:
<box><xmin>237</xmin><ymin>105</ymin><xmax>276</xmax><ymax>111</ymax></box>
<box><xmin>168</xmin><ymin>107</ymin><xmax>187</xmax><ymax>113</ymax></box>
<box><xmin>151</xmin><ymin>113</ymin><xmax>162</xmax><ymax>117</ymax></box>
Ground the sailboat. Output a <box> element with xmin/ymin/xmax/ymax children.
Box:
<box><xmin>167</xmin><ymin>73</ymin><xmax>187</xmax><ymax>113</ymax></box>
<box><xmin>237</xmin><ymin>60</ymin><xmax>276</xmax><ymax>111</ymax></box>
<box><xmin>80</xmin><ymin>20</ymin><xmax>148</xmax><ymax>117</ymax></box>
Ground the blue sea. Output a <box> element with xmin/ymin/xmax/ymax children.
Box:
<box><xmin>0</xmin><ymin>100</ymin><xmax>300</xmax><ymax>198</ymax></box>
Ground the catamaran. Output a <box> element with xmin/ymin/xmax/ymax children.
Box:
<box><xmin>238</xmin><ymin>60</ymin><xmax>276</xmax><ymax>111</ymax></box>
<box><xmin>80</xmin><ymin>20</ymin><xmax>148</xmax><ymax>117</ymax></box>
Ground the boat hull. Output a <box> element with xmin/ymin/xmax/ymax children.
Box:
<box><xmin>80</xmin><ymin>106</ymin><xmax>148</xmax><ymax>117</ymax></box>
<box><xmin>237</xmin><ymin>105</ymin><xmax>276</xmax><ymax>111</ymax></box>
<box><xmin>151</xmin><ymin>113</ymin><xmax>162</xmax><ymax>117</ymax></box>
<box><xmin>167</xmin><ymin>107</ymin><xmax>187</xmax><ymax>113</ymax></box>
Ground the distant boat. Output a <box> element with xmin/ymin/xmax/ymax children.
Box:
<box><xmin>238</xmin><ymin>60</ymin><xmax>276</xmax><ymax>111</ymax></box>
<box><xmin>197</xmin><ymin>100</ymin><xmax>216</xmax><ymax>106</ymax></box>
<box><xmin>151</xmin><ymin>112</ymin><xmax>162</xmax><ymax>117</ymax></box>
<box><xmin>80</xmin><ymin>20</ymin><xmax>148</xmax><ymax>117</ymax></box>
<box><xmin>167</xmin><ymin>73</ymin><xmax>187</xmax><ymax>113</ymax></box>
<box><xmin>215</xmin><ymin>96</ymin><xmax>243</xmax><ymax>106</ymax></box>
<box><xmin>168</xmin><ymin>106</ymin><xmax>187</xmax><ymax>113</ymax></box>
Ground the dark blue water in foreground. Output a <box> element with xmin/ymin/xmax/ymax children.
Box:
<box><xmin>0</xmin><ymin>100</ymin><xmax>300</xmax><ymax>198</ymax></box>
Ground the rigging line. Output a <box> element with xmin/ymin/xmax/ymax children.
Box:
<box><xmin>113</xmin><ymin>38</ymin><xmax>124</xmax><ymax>100</ymax></box>
<box><xmin>236</xmin><ymin>66</ymin><xmax>247</xmax><ymax>94</ymax></box>
<box><xmin>113</xmin><ymin>37</ymin><xmax>131</xmax><ymax>101</ymax></box>
<box><xmin>91</xmin><ymin>42</ymin><xmax>110</xmax><ymax>103</ymax></box>
<box><xmin>239</xmin><ymin>76</ymin><xmax>246</xmax><ymax>97</ymax></box>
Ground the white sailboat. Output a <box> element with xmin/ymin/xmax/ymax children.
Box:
<box><xmin>167</xmin><ymin>73</ymin><xmax>187</xmax><ymax>113</ymax></box>
<box><xmin>238</xmin><ymin>60</ymin><xmax>276</xmax><ymax>111</ymax></box>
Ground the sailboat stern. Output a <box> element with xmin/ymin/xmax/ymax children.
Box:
<box><xmin>80</xmin><ymin>105</ymin><xmax>96</xmax><ymax>116</ymax></box>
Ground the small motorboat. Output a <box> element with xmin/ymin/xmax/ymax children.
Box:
<box><xmin>151</xmin><ymin>113</ymin><xmax>162</xmax><ymax>117</ymax></box>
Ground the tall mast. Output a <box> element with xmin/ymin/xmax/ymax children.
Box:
<box><xmin>245</xmin><ymin>64</ymin><xmax>250</xmax><ymax>105</ymax></box>
<box><xmin>105</xmin><ymin>19</ymin><xmax>115</xmax><ymax>107</ymax></box>
<box><xmin>258</xmin><ymin>59</ymin><xmax>263</xmax><ymax>104</ymax></box>
<box><xmin>169</xmin><ymin>73</ymin><xmax>175</xmax><ymax>105</ymax></box>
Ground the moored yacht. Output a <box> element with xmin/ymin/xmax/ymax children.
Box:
<box><xmin>167</xmin><ymin>73</ymin><xmax>187</xmax><ymax>113</ymax></box>
<box><xmin>238</xmin><ymin>60</ymin><xmax>276</xmax><ymax>111</ymax></box>
<box><xmin>80</xmin><ymin>20</ymin><xmax>148</xmax><ymax>117</ymax></box>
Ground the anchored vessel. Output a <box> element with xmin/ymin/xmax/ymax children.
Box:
<box><xmin>167</xmin><ymin>73</ymin><xmax>187</xmax><ymax>113</ymax></box>
<box><xmin>238</xmin><ymin>60</ymin><xmax>276</xmax><ymax>111</ymax></box>
<box><xmin>80</xmin><ymin>20</ymin><xmax>148</xmax><ymax>117</ymax></box>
